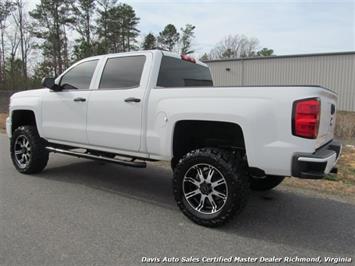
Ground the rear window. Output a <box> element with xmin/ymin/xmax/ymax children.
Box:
<box><xmin>157</xmin><ymin>56</ymin><xmax>213</xmax><ymax>88</ymax></box>
<box><xmin>99</xmin><ymin>56</ymin><xmax>146</xmax><ymax>89</ymax></box>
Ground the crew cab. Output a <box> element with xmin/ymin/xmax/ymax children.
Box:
<box><xmin>6</xmin><ymin>50</ymin><xmax>341</xmax><ymax>227</ymax></box>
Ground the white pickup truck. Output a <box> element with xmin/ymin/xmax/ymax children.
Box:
<box><xmin>6</xmin><ymin>50</ymin><xmax>341</xmax><ymax>227</ymax></box>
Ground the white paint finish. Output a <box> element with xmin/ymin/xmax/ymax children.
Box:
<box><xmin>41</xmin><ymin>90</ymin><xmax>91</xmax><ymax>144</ymax></box>
<box><xmin>8</xmin><ymin>90</ymin><xmax>43</xmax><ymax>136</ymax></box>
<box><xmin>146</xmin><ymin>85</ymin><xmax>336</xmax><ymax>176</ymax></box>
<box><xmin>8</xmin><ymin>50</ymin><xmax>340</xmax><ymax>177</ymax></box>
<box><xmin>86</xmin><ymin>52</ymin><xmax>153</xmax><ymax>152</ymax></box>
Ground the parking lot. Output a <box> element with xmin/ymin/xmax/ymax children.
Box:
<box><xmin>0</xmin><ymin>134</ymin><xmax>354</xmax><ymax>265</ymax></box>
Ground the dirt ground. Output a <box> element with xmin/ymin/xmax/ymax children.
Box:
<box><xmin>0</xmin><ymin>113</ymin><xmax>7</xmax><ymax>133</ymax></box>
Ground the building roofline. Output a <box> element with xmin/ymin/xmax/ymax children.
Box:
<box><xmin>204</xmin><ymin>51</ymin><xmax>355</xmax><ymax>63</ymax></box>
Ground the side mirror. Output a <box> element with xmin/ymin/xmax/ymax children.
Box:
<box><xmin>42</xmin><ymin>77</ymin><xmax>61</xmax><ymax>91</ymax></box>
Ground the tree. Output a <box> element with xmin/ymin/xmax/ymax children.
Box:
<box><xmin>96</xmin><ymin>2</ymin><xmax>140</xmax><ymax>53</ymax></box>
<box><xmin>142</xmin><ymin>33</ymin><xmax>156</xmax><ymax>50</ymax></box>
<box><xmin>209</xmin><ymin>34</ymin><xmax>259</xmax><ymax>59</ymax></box>
<box><xmin>33</xmin><ymin>60</ymin><xmax>55</xmax><ymax>82</ymax></box>
<box><xmin>30</xmin><ymin>0</ymin><xmax>75</xmax><ymax>76</ymax></box>
<box><xmin>72</xmin><ymin>0</ymin><xmax>95</xmax><ymax>45</ymax></box>
<box><xmin>257</xmin><ymin>47</ymin><xmax>274</xmax><ymax>57</ymax></box>
<box><xmin>119</xmin><ymin>3</ymin><xmax>140</xmax><ymax>51</ymax></box>
<box><xmin>96</xmin><ymin>0</ymin><xmax>116</xmax><ymax>53</ymax></box>
<box><xmin>71</xmin><ymin>0</ymin><xmax>95</xmax><ymax>60</ymax></box>
<box><xmin>12</xmin><ymin>0</ymin><xmax>33</xmax><ymax>86</ymax></box>
<box><xmin>199</xmin><ymin>53</ymin><xmax>209</xmax><ymax>61</ymax></box>
<box><xmin>157</xmin><ymin>24</ymin><xmax>179</xmax><ymax>51</ymax></box>
<box><xmin>5</xmin><ymin>27</ymin><xmax>20</xmax><ymax>89</ymax></box>
<box><xmin>180</xmin><ymin>24</ymin><xmax>195</xmax><ymax>54</ymax></box>
<box><xmin>0</xmin><ymin>0</ymin><xmax>15</xmax><ymax>83</ymax></box>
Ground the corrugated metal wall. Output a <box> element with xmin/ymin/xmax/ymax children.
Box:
<box><xmin>206</xmin><ymin>52</ymin><xmax>355</xmax><ymax>112</ymax></box>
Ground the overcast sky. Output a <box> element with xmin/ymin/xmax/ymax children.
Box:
<box><xmin>27</xmin><ymin>0</ymin><xmax>355</xmax><ymax>56</ymax></box>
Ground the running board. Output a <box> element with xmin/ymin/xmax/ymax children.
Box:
<box><xmin>46</xmin><ymin>146</ymin><xmax>146</xmax><ymax>168</ymax></box>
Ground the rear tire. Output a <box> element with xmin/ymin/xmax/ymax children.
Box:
<box><xmin>10</xmin><ymin>126</ymin><xmax>49</xmax><ymax>174</ymax></box>
<box><xmin>250</xmin><ymin>175</ymin><xmax>285</xmax><ymax>191</ymax></box>
<box><xmin>173</xmin><ymin>148</ymin><xmax>249</xmax><ymax>227</ymax></box>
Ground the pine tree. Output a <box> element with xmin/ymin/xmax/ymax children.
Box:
<box><xmin>96</xmin><ymin>2</ymin><xmax>139</xmax><ymax>53</ymax></box>
<box><xmin>0</xmin><ymin>0</ymin><xmax>15</xmax><ymax>83</ymax></box>
<box><xmin>30</xmin><ymin>0</ymin><xmax>75</xmax><ymax>76</ymax></box>
<box><xmin>142</xmin><ymin>33</ymin><xmax>156</xmax><ymax>50</ymax></box>
<box><xmin>157</xmin><ymin>24</ymin><xmax>179</xmax><ymax>51</ymax></box>
<box><xmin>180</xmin><ymin>24</ymin><xmax>195</xmax><ymax>54</ymax></box>
<box><xmin>199</xmin><ymin>53</ymin><xmax>209</xmax><ymax>61</ymax></box>
<box><xmin>96</xmin><ymin>0</ymin><xmax>116</xmax><ymax>53</ymax></box>
<box><xmin>120</xmin><ymin>3</ymin><xmax>140</xmax><ymax>51</ymax></box>
<box><xmin>72</xmin><ymin>0</ymin><xmax>96</xmax><ymax>60</ymax></box>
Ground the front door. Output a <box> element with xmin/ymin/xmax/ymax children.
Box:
<box><xmin>87</xmin><ymin>54</ymin><xmax>148</xmax><ymax>152</ymax></box>
<box><xmin>41</xmin><ymin>59</ymin><xmax>98</xmax><ymax>144</ymax></box>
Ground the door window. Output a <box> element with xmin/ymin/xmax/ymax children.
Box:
<box><xmin>60</xmin><ymin>60</ymin><xmax>98</xmax><ymax>90</ymax></box>
<box><xmin>99</xmin><ymin>56</ymin><xmax>146</xmax><ymax>89</ymax></box>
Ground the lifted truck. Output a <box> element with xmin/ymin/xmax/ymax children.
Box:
<box><xmin>6</xmin><ymin>50</ymin><xmax>341</xmax><ymax>227</ymax></box>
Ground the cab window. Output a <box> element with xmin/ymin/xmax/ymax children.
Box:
<box><xmin>99</xmin><ymin>56</ymin><xmax>146</xmax><ymax>89</ymax></box>
<box><xmin>60</xmin><ymin>60</ymin><xmax>98</xmax><ymax>90</ymax></box>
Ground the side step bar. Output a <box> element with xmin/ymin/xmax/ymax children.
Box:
<box><xmin>46</xmin><ymin>146</ymin><xmax>147</xmax><ymax>168</ymax></box>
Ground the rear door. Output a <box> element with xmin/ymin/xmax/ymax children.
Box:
<box><xmin>87</xmin><ymin>54</ymin><xmax>150</xmax><ymax>152</ymax></box>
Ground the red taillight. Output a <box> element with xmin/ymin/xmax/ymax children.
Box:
<box><xmin>181</xmin><ymin>54</ymin><xmax>196</xmax><ymax>63</ymax></box>
<box><xmin>292</xmin><ymin>98</ymin><xmax>320</xmax><ymax>139</ymax></box>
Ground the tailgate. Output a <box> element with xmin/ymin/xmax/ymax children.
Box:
<box><xmin>316</xmin><ymin>88</ymin><xmax>337</xmax><ymax>148</ymax></box>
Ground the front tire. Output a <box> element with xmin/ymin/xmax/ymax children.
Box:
<box><xmin>10</xmin><ymin>126</ymin><xmax>49</xmax><ymax>174</ymax></box>
<box><xmin>173</xmin><ymin>148</ymin><xmax>249</xmax><ymax>227</ymax></box>
<box><xmin>250</xmin><ymin>175</ymin><xmax>285</xmax><ymax>191</ymax></box>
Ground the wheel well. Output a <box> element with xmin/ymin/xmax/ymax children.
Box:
<box><xmin>11</xmin><ymin>110</ymin><xmax>37</xmax><ymax>133</ymax></box>
<box><xmin>172</xmin><ymin>120</ymin><xmax>245</xmax><ymax>160</ymax></box>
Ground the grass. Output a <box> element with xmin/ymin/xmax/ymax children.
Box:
<box><xmin>335</xmin><ymin>111</ymin><xmax>355</xmax><ymax>139</ymax></box>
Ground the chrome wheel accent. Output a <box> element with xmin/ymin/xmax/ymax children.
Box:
<box><xmin>183</xmin><ymin>163</ymin><xmax>228</xmax><ymax>214</ymax></box>
<box><xmin>13</xmin><ymin>135</ymin><xmax>31</xmax><ymax>169</ymax></box>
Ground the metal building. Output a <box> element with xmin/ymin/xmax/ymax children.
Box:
<box><xmin>206</xmin><ymin>51</ymin><xmax>355</xmax><ymax>112</ymax></box>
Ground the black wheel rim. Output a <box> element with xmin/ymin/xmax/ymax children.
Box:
<box><xmin>13</xmin><ymin>135</ymin><xmax>31</xmax><ymax>169</ymax></box>
<box><xmin>183</xmin><ymin>163</ymin><xmax>228</xmax><ymax>214</ymax></box>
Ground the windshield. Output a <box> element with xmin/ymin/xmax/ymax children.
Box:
<box><xmin>157</xmin><ymin>56</ymin><xmax>213</xmax><ymax>88</ymax></box>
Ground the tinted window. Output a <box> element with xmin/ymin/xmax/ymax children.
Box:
<box><xmin>99</xmin><ymin>56</ymin><xmax>146</xmax><ymax>89</ymax></box>
<box><xmin>157</xmin><ymin>56</ymin><xmax>213</xmax><ymax>87</ymax></box>
<box><xmin>60</xmin><ymin>60</ymin><xmax>98</xmax><ymax>90</ymax></box>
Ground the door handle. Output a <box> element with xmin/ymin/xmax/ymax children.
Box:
<box><xmin>73</xmin><ymin>97</ymin><xmax>86</xmax><ymax>102</ymax></box>
<box><xmin>124</xmin><ymin>97</ymin><xmax>141</xmax><ymax>103</ymax></box>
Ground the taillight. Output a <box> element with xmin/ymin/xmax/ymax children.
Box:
<box><xmin>292</xmin><ymin>98</ymin><xmax>320</xmax><ymax>139</ymax></box>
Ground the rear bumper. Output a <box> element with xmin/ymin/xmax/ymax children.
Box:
<box><xmin>292</xmin><ymin>140</ymin><xmax>342</xmax><ymax>179</ymax></box>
